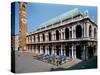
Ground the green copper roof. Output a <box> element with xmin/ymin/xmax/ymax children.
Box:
<box><xmin>38</xmin><ymin>8</ymin><xmax>85</xmax><ymax>29</ymax></box>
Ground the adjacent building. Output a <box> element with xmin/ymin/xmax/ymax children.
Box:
<box><xmin>11</xmin><ymin>34</ymin><xmax>19</xmax><ymax>51</ymax></box>
<box><xmin>26</xmin><ymin>8</ymin><xmax>97</xmax><ymax>60</ymax></box>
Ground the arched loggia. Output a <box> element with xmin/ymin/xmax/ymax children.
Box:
<box><xmin>56</xmin><ymin>30</ymin><xmax>59</xmax><ymax>40</ymax></box>
<box><xmin>94</xmin><ymin>28</ymin><xmax>97</xmax><ymax>39</ymax></box>
<box><xmin>65</xmin><ymin>28</ymin><xmax>69</xmax><ymax>39</ymax></box>
<box><xmin>42</xmin><ymin>33</ymin><xmax>45</xmax><ymax>42</ymax></box>
<box><xmin>76</xmin><ymin>25</ymin><xmax>82</xmax><ymax>38</ymax></box>
<box><xmin>89</xmin><ymin>25</ymin><xmax>92</xmax><ymax>38</ymax></box>
<box><xmin>48</xmin><ymin>32</ymin><xmax>52</xmax><ymax>41</ymax></box>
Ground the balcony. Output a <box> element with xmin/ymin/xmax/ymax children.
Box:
<box><xmin>26</xmin><ymin>37</ymin><xmax>97</xmax><ymax>45</ymax></box>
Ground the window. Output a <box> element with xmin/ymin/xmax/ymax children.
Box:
<box><xmin>56</xmin><ymin>30</ymin><xmax>59</xmax><ymax>40</ymax></box>
<box><xmin>89</xmin><ymin>25</ymin><xmax>92</xmax><ymax>38</ymax></box>
<box><xmin>22</xmin><ymin>4</ymin><xmax>26</xmax><ymax>8</ymax></box>
<box><xmin>76</xmin><ymin>25</ymin><xmax>82</xmax><ymax>38</ymax></box>
<box><xmin>94</xmin><ymin>28</ymin><xmax>97</xmax><ymax>39</ymax></box>
<box><xmin>48</xmin><ymin>32</ymin><xmax>52</xmax><ymax>41</ymax></box>
<box><xmin>42</xmin><ymin>33</ymin><xmax>45</xmax><ymax>41</ymax></box>
<box><xmin>65</xmin><ymin>28</ymin><xmax>69</xmax><ymax>39</ymax></box>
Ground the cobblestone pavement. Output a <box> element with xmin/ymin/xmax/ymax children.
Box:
<box><xmin>15</xmin><ymin>51</ymin><xmax>81</xmax><ymax>73</ymax></box>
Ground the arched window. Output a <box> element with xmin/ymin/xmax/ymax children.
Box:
<box><xmin>62</xmin><ymin>32</ymin><xmax>64</xmax><ymax>40</ymax></box>
<box><xmin>48</xmin><ymin>32</ymin><xmax>52</xmax><ymax>41</ymax></box>
<box><xmin>76</xmin><ymin>45</ymin><xmax>82</xmax><ymax>59</ymax></box>
<box><xmin>65</xmin><ymin>28</ymin><xmax>69</xmax><ymax>39</ymax></box>
<box><xmin>76</xmin><ymin>25</ymin><xmax>82</xmax><ymax>38</ymax></box>
<box><xmin>43</xmin><ymin>46</ymin><xmax>45</xmax><ymax>54</ymax></box>
<box><xmin>94</xmin><ymin>28</ymin><xmax>96</xmax><ymax>39</ymax></box>
<box><xmin>56</xmin><ymin>30</ymin><xmax>59</xmax><ymax>40</ymax></box>
<box><xmin>89</xmin><ymin>25</ymin><xmax>92</xmax><ymax>38</ymax></box>
<box><xmin>22</xmin><ymin>4</ymin><xmax>26</xmax><ymax>8</ymax></box>
<box><xmin>49</xmin><ymin>46</ymin><xmax>52</xmax><ymax>55</ymax></box>
<box><xmin>42</xmin><ymin>33</ymin><xmax>45</xmax><ymax>41</ymax></box>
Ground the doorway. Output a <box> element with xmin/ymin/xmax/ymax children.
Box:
<box><xmin>76</xmin><ymin>45</ymin><xmax>82</xmax><ymax>59</ymax></box>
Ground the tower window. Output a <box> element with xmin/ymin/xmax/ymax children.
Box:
<box><xmin>22</xmin><ymin>4</ymin><xmax>26</xmax><ymax>8</ymax></box>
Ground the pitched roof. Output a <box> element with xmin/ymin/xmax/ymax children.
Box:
<box><xmin>38</xmin><ymin>8</ymin><xmax>85</xmax><ymax>29</ymax></box>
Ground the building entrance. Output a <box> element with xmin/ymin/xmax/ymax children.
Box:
<box><xmin>88</xmin><ymin>46</ymin><xmax>94</xmax><ymax>58</ymax></box>
<box><xmin>56</xmin><ymin>45</ymin><xmax>60</xmax><ymax>55</ymax></box>
<box><xmin>76</xmin><ymin>45</ymin><xmax>82</xmax><ymax>59</ymax></box>
<box><xmin>65</xmin><ymin>46</ymin><xmax>70</xmax><ymax>57</ymax></box>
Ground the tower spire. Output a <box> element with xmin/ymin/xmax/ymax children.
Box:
<box><xmin>18</xmin><ymin>2</ymin><xmax>27</xmax><ymax>51</ymax></box>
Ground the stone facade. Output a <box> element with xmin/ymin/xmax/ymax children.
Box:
<box><xmin>26</xmin><ymin>9</ymin><xmax>97</xmax><ymax>60</ymax></box>
<box><xmin>11</xmin><ymin>34</ymin><xmax>19</xmax><ymax>51</ymax></box>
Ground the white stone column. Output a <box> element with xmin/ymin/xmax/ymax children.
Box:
<box><xmin>51</xmin><ymin>31</ymin><xmax>54</xmax><ymax>41</ymax></box>
<box><xmin>40</xmin><ymin>34</ymin><xmax>42</xmax><ymax>42</ymax></box>
<box><xmin>61</xmin><ymin>44</ymin><xmax>63</xmax><ymax>55</ymax></box>
<box><xmin>29</xmin><ymin>36</ymin><xmax>31</xmax><ymax>43</ymax></box>
<box><xmin>71</xmin><ymin>45</ymin><xmax>74</xmax><ymax>58</ymax></box>
<box><xmin>52</xmin><ymin>31</ymin><xmax>55</xmax><ymax>41</ymax></box>
<box><xmin>72</xmin><ymin>26</ymin><xmax>74</xmax><ymax>39</ymax></box>
<box><xmin>45</xmin><ymin>33</ymin><xmax>48</xmax><ymax>42</ymax></box>
<box><xmin>45</xmin><ymin>46</ymin><xmax>48</xmax><ymax>55</ymax></box>
<box><xmin>63</xmin><ymin>47</ymin><xmax>66</xmax><ymax>56</ymax></box>
<box><xmin>92</xmin><ymin>26</ymin><xmax>94</xmax><ymax>38</ymax></box>
<box><xmin>85</xmin><ymin>22</ymin><xmax>89</xmax><ymax>38</ymax></box>
<box><xmin>73</xmin><ymin>45</ymin><xmax>76</xmax><ymax>59</ymax></box>
<box><xmin>72</xmin><ymin>26</ymin><xmax>76</xmax><ymax>39</ymax></box>
<box><xmin>35</xmin><ymin>46</ymin><xmax>38</xmax><ymax>54</ymax></box>
<box><xmin>35</xmin><ymin>35</ymin><xmax>38</xmax><ymax>43</ymax></box>
<box><xmin>54</xmin><ymin>46</ymin><xmax>56</xmax><ymax>55</ymax></box>
<box><xmin>61</xmin><ymin>29</ymin><xmax>65</xmax><ymax>40</ymax></box>
<box><xmin>52</xmin><ymin>46</ymin><xmax>54</xmax><ymax>55</ymax></box>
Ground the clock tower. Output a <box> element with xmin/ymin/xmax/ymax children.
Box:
<box><xmin>18</xmin><ymin>2</ymin><xmax>27</xmax><ymax>51</ymax></box>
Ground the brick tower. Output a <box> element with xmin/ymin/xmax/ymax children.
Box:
<box><xmin>18</xmin><ymin>2</ymin><xmax>27</xmax><ymax>51</ymax></box>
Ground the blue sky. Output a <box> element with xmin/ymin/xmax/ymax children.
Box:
<box><xmin>14</xmin><ymin>2</ymin><xmax>97</xmax><ymax>33</ymax></box>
